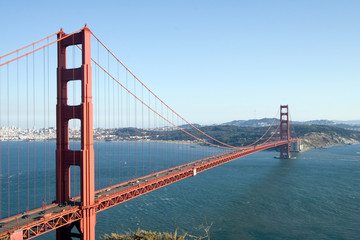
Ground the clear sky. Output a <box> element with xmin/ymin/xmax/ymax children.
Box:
<box><xmin>1</xmin><ymin>0</ymin><xmax>359</xmax><ymax>124</ymax></box>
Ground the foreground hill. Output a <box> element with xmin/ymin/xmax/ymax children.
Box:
<box><xmin>222</xmin><ymin>118</ymin><xmax>360</xmax><ymax>131</ymax></box>
<box><xmin>293</xmin><ymin>125</ymin><xmax>360</xmax><ymax>150</ymax></box>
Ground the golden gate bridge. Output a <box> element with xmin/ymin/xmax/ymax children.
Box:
<box><xmin>0</xmin><ymin>26</ymin><xmax>297</xmax><ymax>239</ymax></box>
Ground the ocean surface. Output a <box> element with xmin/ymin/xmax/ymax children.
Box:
<box><xmin>2</xmin><ymin>142</ymin><xmax>360</xmax><ymax>239</ymax></box>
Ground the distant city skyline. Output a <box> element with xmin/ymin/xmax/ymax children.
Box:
<box><xmin>1</xmin><ymin>1</ymin><xmax>359</xmax><ymax>125</ymax></box>
<box><xmin>1</xmin><ymin>117</ymin><xmax>359</xmax><ymax>132</ymax></box>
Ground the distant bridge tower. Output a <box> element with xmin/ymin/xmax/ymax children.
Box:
<box><xmin>280</xmin><ymin>105</ymin><xmax>290</xmax><ymax>159</ymax></box>
<box><xmin>56</xmin><ymin>26</ymin><xmax>95</xmax><ymax>239</ymax></box>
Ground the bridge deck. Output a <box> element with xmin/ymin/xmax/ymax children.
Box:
<box><xmin>0</xmin><ymin>139</ymin><xmax>296</xmax><ymax>239</ymax></box>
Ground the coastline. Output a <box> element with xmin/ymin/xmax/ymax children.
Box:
<box><xmin>299</xmin><ymin>132</ymin><xmax>360</xmax><ymax>151</ymax></box>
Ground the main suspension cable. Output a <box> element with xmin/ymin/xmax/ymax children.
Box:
<box><xmin>0</xmin><ymin>32</ymin><xmax>59</xmax><ymax>59</ymax></box>
<box><xmin>91</xmin><ymin>58</ymin><xmax>234</xmax><ymax>150</ymax></box>
<box><xmin>238</xmin><ymin>110</ymin><xmax>280</xmax><ymax>149</ymax></box>
<box><xmin>89</xmin><ymin>31</ymin><xmax>239</xmax><ymax>149</ymax></box>
<box><xmin>0</xmin><ymin>27</ymin><xmax>85</xmax><ymax>68</ymax></box>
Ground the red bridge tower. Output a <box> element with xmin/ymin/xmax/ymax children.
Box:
<box><xmin>280</xmin><ymin>105</ymin><xmax>291</xmax><ymax>159</ymax></box>
<box><xmin>56</xmin><ymin>26</ymin><xmax>95</xmax><ymax>239</ymax></box>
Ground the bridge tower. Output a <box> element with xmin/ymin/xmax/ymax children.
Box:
<box><xmin>280</xmin><ymin>105</ymin><xmax>290</xmax><ymax>159</ymax></box>
<box><xmin>56</xmin><ymin>26</ymin><xmax>95</xmax><ymax>239</ymax></box>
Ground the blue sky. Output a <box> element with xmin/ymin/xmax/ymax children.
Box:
<box><xmin>1</xmin><ymin>0</ymin><xmax>359</xmax><ymax>124</ymax></box>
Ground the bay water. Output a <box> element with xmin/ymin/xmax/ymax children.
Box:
<box><xmin>1</xmin><ymin>142</ymin><xmax>359</xmax><ymax>239</ymax></box>
<box><xmin>95</xmin><ymin>144</ymin><xmax>360</xmax><ymax>240</ymax></box>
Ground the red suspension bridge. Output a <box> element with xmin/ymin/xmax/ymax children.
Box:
<box><xmin>0</xmin><ymin>26</ymin><xmax>297</xmax><ymax>240</ymax></box>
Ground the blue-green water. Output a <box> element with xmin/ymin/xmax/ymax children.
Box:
<box><xmin>94</xmin><ymin>144</ymin><xmax>360</xmax><ymax>240</ymax></box>
<box><xmin>0</xmin><ymin>141</ymin><xmax>222</xmax><ymax>215</ymax></box>
<box><xmin>2</xmin><ymin>143</ymin><xmax>360</xmax><ymax>239</ymax></box>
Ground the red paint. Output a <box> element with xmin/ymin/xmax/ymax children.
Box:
<box><xmin>56</xmin><ymin>26</ymin><xmax>95</xmax><ymax>240</ymax></box>
<box><xmin>280</xmin><ymin>105</ymin><xmax>291</xmax><ymax>158</ymax></box>
<box><xmin>9</xmin><ymin>230</ymin><xmax>22</xmax><ymax>240</ymax></box>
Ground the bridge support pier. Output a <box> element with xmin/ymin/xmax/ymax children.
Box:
<box><xmin>9</xmin><ymin>229</ymin><xmax>23</xmax><ymax>240</ymax></box>
<box><xmin>280</xmin><ymin>105</ymin><xmax>291</xmax><ymax>159</ymax></box>
<box><xmin>56</xmin><ymin>26</ymin><xmax>95</xmax><ymax>240</ymax></box>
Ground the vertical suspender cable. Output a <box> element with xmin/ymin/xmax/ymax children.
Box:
<box><xmin>169</xmin><ymin>109</ymin><xmax>172</xmax><ymax>167</ymax></box>
<box><xmin>161</xmin><ymin>103</ymin><xmax>163</xmax><ymax>168</ymax></box>
<box><xmin>154</xmin><ymin>98</ymin><xmax>157</xmax><ymax>172</ymax></box>
<box><xmin>203</xmin><ymin>134</ymin><xmax>205</xmax><ymax>159</ymax></box>
<box><xmin>113</xmin><ymin>59</ymin><xmax>116</xmax><ymax>184</ymax></box>
<box><xmin>163</xmin><ymin>104</ymin><xmax>166</xmax><ymax>169</ymax></box>
<box><xmin>43</xmin><ymin>47</ymin><xmax>47</xmax><ymax>206</ymax></box>
<box><xmin>182</xmin><ymin>120</ymin><xmax>185</xmax><ymax>164</ymax></box>
<box><xmin>117</xmin><ymin>62</ymin><xmax>121</xmax><ymax>183</ymax></box>
<box><xmin>33</xmin><ymin>45</ymin><xmax>36</xmax><ymax>209</ymax></box>
<box><xmin>17</xmin><ymin>52</ymin><xmax>20</xmax><ymax>214</ymax></box>
<box><xmin>26</xmin><ymin>55</ymin><xmax>29</xmax><ymax>212</ymax></box>
<box><xmin>175</xmin><ymin>112</ymin><xmax>178</xmax><ymax>167</ymax></box>
<box><xmin>120</xmin><ymin>68</ymin><xmax>124</xmax><ymax>182</ymax></box>
<box><xmin>176</xmin><ymin>114</ymin><xmax>179</xmax><ymax>166</ymax></box>
<box><xmin>167</xmin><ymin>107</ymin><xmax>170</xmax><ymax>168</ymax></box>
<box><xmin>104</xmin><ymin>48</ymin><xmax>106</xmax><ymax>188</ymax></box>
<box><xmin>107</xmin><ymin>51</ymin><xmax>111</xmax><ymax>185</ymax></box>
<box><xmin>107</xmin><ymin>51</ymin><xmax>110</xmax><ymax>186</ymax></box>
<box><xmin>7</xmin><ymin>64</ymin><xmax>10</xmax><ymax>217</ymax></box>
<box><xmin>47</xmin><ymin>40</ymin><xmax>50</xmax><ymax>203</ymax></box>
<box><xmin>181</xmin><ymin>119</ymin><xmax>184</xmax><ymax>165</ymax></box>
<box><xmin>179</xmin><ymin>118</ymin><xmax>181</xmax><ymax>165</ymax></box>
<box><xmin>134</xmin><ymin>77</ymin><xmax>137</xmax><ymax>178</ymax></box>
<box><xmin>142</xmin><ymin>83</ymin><xmax>144</xmax><ymax>176</ymax></box>
<box><xmin>120</xmin><ymin>64</ymin><xmax>124</xmax><ymax>183</ymax></box>
<box><xmin>0</xmin><ymin>57</ymin><xmax>2</xmax><ymax>219</ymax></box>
<box><xmin>93</xmin><ymin>45</ymin><xmax>96</xmax><ymax>190</ymax></box>
<box><xmin>126</xmin><ymin>71</ymin><xmax>129</xmax><ymax>180</ymax></box>
<box><xmin>167</xmin><ymin>108</ymin><xmax>170</xmax><ymax>167</ymax></box>
<box><xmin>104</xmin><ymin>64</ymin><xmax>108</xmax><ymax>185</ymax></box>
<box><xmin>164</xmin><ymin>105</ymin><xmax>167</xmax><ymax>168</ymax></box>
<box><xmin>96</xmin><ymin>40</ymin><xmax>100</xmax><ymax>189</ymax></box>
<box><xmin>148</xmin><ymin>90</ymin><xmax>151</xmax><ymax>174</ymax></box>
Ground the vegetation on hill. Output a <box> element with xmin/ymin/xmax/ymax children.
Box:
<box><xmin>112</xmin><ymin>124</ymin><xmax>360</xmax><ymax>150</ymax></box>
<box><xmin>293</xmin><ymin>124</ymin><xmax>360</xmax><ymax>150</ymax></box>
<box><xmin>167</xmin><ymin>125</ymin><xmax>360</xmax><ymax>148</ymax></box>
<box><xmin>293</xmin><ymin>124</ymin><xmax>360</xmax><ymax>139</ymax></box>
<box><xmin>115</xmin><ymin>125</ymin><xmax>278</xmax><ymax>146</ymax></box>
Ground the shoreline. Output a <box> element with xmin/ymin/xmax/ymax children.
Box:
<box><xmin>2</xmin><ymin>139</ymin><xmax>359</xmax><ymax>153</ymax></box>
<box><xmin>299</xmin><ymin>141</ymin><xmax>360</xmax><ymax>152</ymax></box>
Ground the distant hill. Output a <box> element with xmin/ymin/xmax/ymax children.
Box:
<box><xmin>222</xmin><ymin>118</ymin><xmax>360</xmax><ymax>131</ymax></box>
<box><xmin>223</xmin><ymin>118</ymin><xmax>279</xmax><ymax>127</ymax></box>
<box><xmin>294</xmin><ymin>120</ymin><xmax>337</xmax><ymax>126</ymax></box>
<box><xmin>334</xmin><ymin>120</ymin><xmax>360</xmax><ymax>125</ymax></box>
<box><xmin>178</xmin><ymin>123</ymin><xmax>201</xmax><ymax>129</ymax></box>
<box><xmin>104</xmin><ymin>123</ymin><xmax>360</xmax><ymax>151</ymax></box>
